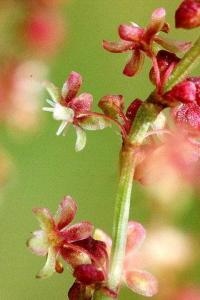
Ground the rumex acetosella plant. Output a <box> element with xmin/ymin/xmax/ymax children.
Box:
<box><xmin>27</xmin><ymin>1</ymin><xmax>200</xmax><ymax>299</ymax></box>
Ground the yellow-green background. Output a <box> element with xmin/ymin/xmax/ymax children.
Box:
<box><xmin>0</xmin><ymin>1</ymin><xmax>200</xmax><ymax>299</ymax></box>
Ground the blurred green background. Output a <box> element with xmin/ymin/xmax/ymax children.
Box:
<box><xmin>0</xmin><ymin>1</ymin><xmax>200</xmax><ymax>299</ymax></box>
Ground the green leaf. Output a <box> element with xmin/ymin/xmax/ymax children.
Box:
<box><xmin>78</xmin><ymin>115</ymin><xmax>111</xmax><ymax>131</ymax></box>
<box><xmin>75</xmin><ymin>126</ymin><xmax>87</xmax><ymax>152</ymax></box>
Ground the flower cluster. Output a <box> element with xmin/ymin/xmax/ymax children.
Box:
<box><xmin>28</xmin><ymin>1</ymin><xmax>200</xmax><ymax>299</ymax></box>
<box><xmin>28</xmin><ymin>197</ymin><xmax>157</xmax><ymax>299</ymax></box>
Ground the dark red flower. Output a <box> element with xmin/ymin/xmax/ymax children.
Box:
<box><xmin>175</xmin><ymin>0</ymin><xmax>200</xmax><ymax>29</ymax></box>
<box><xmin>149</xmin><ymin>50</ymin><xmax>180</xmax><ymax>88</ymax></box>
<box><xmin>64</xmin><ymin>237</ymin><xmax>108</xmax><ymax>300</ymax></box>
<box><xmin>165</xmin><ymin>80</ymin><xmax>197</xmax><ymax>104</ymax></box>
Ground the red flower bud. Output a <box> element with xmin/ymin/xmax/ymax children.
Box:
<box><xmin>175</xmin><ymin>0</ymin><xmax>200</xmax><ymax>29</ymax></box>
<box><xmin>126</xmin><ymin>99</ymin><xmax>143</xmax><ymax>122</ymax></box>
<box><xmin>125</xmin><ymin>99</ymin><xmax>143</xmax><ymax>133</ymax></box>
<box><xmin>73</xmin><ymin>264</ymin><xmax>105</xmax><ymax>285</ymax></box>
<box><xmin>165</xmin><ymin>80</ymin><xmax>197</xmax><ymax>104</ymax></box>
<box><xmin>149</xmin><ymin>50</ymin><xmax>180</xmax><ymax>86</ymax></box>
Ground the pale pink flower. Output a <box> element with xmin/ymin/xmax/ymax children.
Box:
<box><xmin>94</xmin><ymin>222</ymin><xmax>158</xmax><ymax>297</ymax></box>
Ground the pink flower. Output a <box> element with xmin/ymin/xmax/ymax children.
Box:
<box><xmin>43</xmin><ymin>71</ymin><xmax>110</xmax><ymax>151</ymax></box>
<box><xmin>24</xmin><ymin>11</ymin><xmax>64</xmax><ymax>55</ymax></box>
<box><xmin>175</xmin><ymin>0</ymin><xmax>200</xmax><ymax>29</ymax></box>
<box><xmin>0</xmin><ymin>60</ymin><xmax>47</xmax><ymax>132</ymax></box>
<box><xmin>170</xmin><ymin>77</ymin><xmax>200</xmax><ymax>130</ymax></box>
<box><xmin>103</xmin><ymin>8</ymin><xmax>190</xmax><ymax>77</ymax></box>
<box><xmin>95</xmin><ymin>222</ymin><xmax>158</xmax><ymax>297</ymax></box>
<box><xmin>134</xmin><ymin>131</ymin><xmax>200</xmax><ymax>193</ymax></box>
<box><xmin>27</xmin><ymin>196</ymin><xmax>93</xmax><ymax>279</ymax></box>
<box><xmin>173</xmin><ymin>102</ymin><xmax>200</xmax><ymax>131</ymax></box>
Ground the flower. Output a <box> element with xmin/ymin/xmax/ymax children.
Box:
<box><xmin>98</xmin><ymin>94</ymin><xmax>143</xmax><ymax>134</ymax></box>
<box><xmin>43</xmin><ymin>71</ymin><xmax>110</xmax><ymax>151</ymax></box>
<box><xmin>149</xmin><ymin>50</ymin><xmax>180</xmax><ymax>89</ymax></box>
<box><xmin>27</xmin><ymin>196</ymin><xmax>94</xmax><ymax>279</ymax></box>
<box><xmin>135</xmin><ymin>226</ymin><xmax>194</xmax><ymax>272</ymax></box>
<box><xmin>103</xmin><ymin>8</ymin><xmax>190</xmax><ymax>77</ymax></box>
<box><xmin>23</xmin><ymin>11</ymin><xmax>65</xmax><ymax>55</ymax></box>
<box><xmin>94</xmin><ymin>221</ymin><xmax>158</xmax><ymax>298</ymax></box>
<box><xmin>134</xmin><ymin>129</ymin><xmax>200</xmax><ymax>202</ymax></box>
<box><xmin>175</xmin><ymin>0</ymin><xmax>200</xmax><ymax>29</ymax></box>
<box><xmin>0</xmin><ymin>60</ymin><xmax>47</xmax><ymax>132</ymax></box>
<box><xmin>64</xmin><ymin>237</ymin><xmax>110</xmax><ymax>300</ymax></box>
<box><xmin>169</xmin><ymin>77</ymin><xmax>200</xmax><ymax>131</ymax></box>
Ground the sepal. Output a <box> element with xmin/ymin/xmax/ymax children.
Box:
<box><xmin>98</xmin><ymin>95</ymin><xmax>124</xmax><ymax>120</ymax></box>
<box><xmin>125</xmin><ymin>270</ymin><xmax>158</xmax><ymax>297</ymax></box>
<box><xmin>78</xmin><ymin>115</ymin><xmax>111</xmax><ymax>131</ymax></box>
<box><xmin>36</xmin><ymin>247</ymin><xmax>57</xmax><ymax>279</ymax></box>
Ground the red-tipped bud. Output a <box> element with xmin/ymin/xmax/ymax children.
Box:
<box><xmin>165</xmin><ymin>81</ymin><xmax>197</xmax><ymax>104</ymax></box>
<box><xmin>175</xmin><ymin>0</ymin><xmax>200</xmax><ymax>29</ymax></box>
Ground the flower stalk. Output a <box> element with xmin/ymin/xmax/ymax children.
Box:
<box><xmin>94</xmin><ymin>33</ymin><xmax>200</xmax><ymax>300</ymax></box>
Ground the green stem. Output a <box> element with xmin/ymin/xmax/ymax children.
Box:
<box><xmin>164</xmin><ymin>35</ymin><xmax>200</xmax><ymax>92</ymax></box>
<box><xmin>93</xmin><ymin>291</ymin><xmax>111</xmax><ymax>300</ymax></box>
<box><xmin>93</xmin><ymin>147</ymin><xmax>136</xmax><ymax>300</ymax></box>
<box><xmin>108</xmin><ymin>148</ymin><xmax>135</xmax><ymax>290</ymax></box>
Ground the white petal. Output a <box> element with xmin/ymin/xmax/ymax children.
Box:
<box><xmin>56</xmin><ymin>121</ymin><xmax>68</xmax><ymax>136</ymax></box>
<box><xmin>43</xmin><ymin>81</ymin><xmax>60</xmax><ymax>102</ymax></box>
<box><xmin>46</xmin><ymin>99</ymin><xmax>55</xmax><ymax>107</ymax></box>
<box><xmin>61</xmin><ymin>82</ymin><xmax>68</xmax><ymax>99</ymax></box>
<box><xmin>53</xmin><ymin>103</ymin><xmax>74</xmax><ymax>121</ymax></box>
<box><xmin>42</xmin><ymin>107</ymin><xmax>54</xmax><ymax>112</ymax></box>
<box><xmin>75</xmin><ymin>126</ymin><xmax>87</xmax><ymax>152</ymax></box>
<box><xmin>36</xmin><ymin>247</ymin><xmax>56</xmax><ymax>279</ymax></box>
